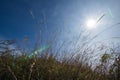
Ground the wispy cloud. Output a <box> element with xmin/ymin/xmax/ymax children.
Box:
<box><xmin>29</xmin><ymin>9</ymin><xmax>35</xmax><ymax>19</ymax></box>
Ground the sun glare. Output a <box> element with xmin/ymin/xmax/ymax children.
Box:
<box><xmin>86</xmin><ymin>19</ymin><xmax>96</xmax><ymax>29</ymax></box>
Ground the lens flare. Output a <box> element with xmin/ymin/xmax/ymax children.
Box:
<box><xmin>108</xmin><ymin>8</ymin><xmax>114</xmax><ymax>18</ymax></box>
<box><xmin>28</xmin><ymin>45</ymin><xmax>50</xmax><ymax>58</ymax></box>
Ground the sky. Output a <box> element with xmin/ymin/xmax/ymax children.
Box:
<box><xmin>0</xmin><ymin>0</ymin><xmax>120</xmax><ymax>47</ymax></box>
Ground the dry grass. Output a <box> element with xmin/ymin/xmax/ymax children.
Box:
<box><xmin>0</xmin><ymin>40</ymin><xmax>120</xmax><ymax>80</ymax></box>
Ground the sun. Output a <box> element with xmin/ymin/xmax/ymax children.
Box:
<box><xmin>86</xmin><ymin>19</ymin><xmax>96</xmax><ymax>29</ymax></box>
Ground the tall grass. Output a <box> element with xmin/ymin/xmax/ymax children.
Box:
<box><xmin>0</xmin><ymin>39</ymin><xmax>120</xmax><ymax>80</ymax></box>
<box><xmin>0</xmin><ymin>12</ymin><xmax>120</xmax><ymax>79</ymax></box>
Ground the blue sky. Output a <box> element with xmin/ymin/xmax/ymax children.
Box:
<box><xmin>0</xmin><ymin>0</ymin><xmax>120</xmax><ymax>46</ymax></box>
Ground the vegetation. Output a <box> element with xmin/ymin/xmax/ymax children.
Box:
<box><xmin>0</xmin><ymin>39</ymin><xmax>120</xmax><ymax>80</ymax></box>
